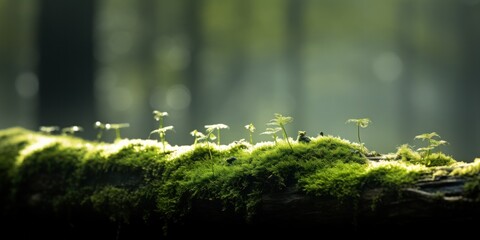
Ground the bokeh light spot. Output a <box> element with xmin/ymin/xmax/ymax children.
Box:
<box><xmin>372</xmin><ymin>52</ymin><xmax>403</xmax><ymax>83</ymax></box>
<box><xmin>15</xmin><ymin>72</ymin><xmax>39</xmax><ymax>99</ymax></box>
<box><xmin>166</xmin><ymin>84</ymin><xmax>191</xmax><ymax>110</ymax></box>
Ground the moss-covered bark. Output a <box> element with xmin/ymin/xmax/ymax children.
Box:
<box><xmin>1</xmin><ymin>127</ymin><xmax>479</xmax><ymax>238</ymax></box>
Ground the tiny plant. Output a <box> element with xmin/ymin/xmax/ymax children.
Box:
<box><xmin>150</xmin><ymin>126</ymin><xmax>174</xmax><ymax>153</ymax></box>
<box><xmin>244</xmin><ymin>123</ymin><xmax>255</xmax><ymax>144</ymax></box>
<box><xmin>414</xmin><ymin>132</ymin><xmax>448</xmax><ymax>160</ymax></box>
<box><xmin>151</xmin><ymin>110</ymin><xmax>172</xmax><ymax>152</ymax></box>
<box><xmin>261</xmin><ymin>127</ymin><xmax>282</xmax><ymax>145</ymax></box>
<box><xmin>94</xmin><ymin>121</ymin><xmax>105</xmax><ymax>141</ymax></box>
<box><xmin>267</xmin><ymin>113</ymin><xmax>293</xmax><ymax>150</ymax></box>
<box><xmin>205</xmin><ymin>124</ymin><xmax>229</xmax><ymax>146</ymax></box>
<box><xmin>190</xmin><ymin>129</ymin><xmax>205</xmax><ymax>148</ymax></box>
<box><xmin>346</xmin><ymin>118</ymin><xmax>371</xmax><ymax>152</ymax></box>
<box><xmin>106</xmin><ymin>123</ymin><xmax>130</xmax><ymax>141</ymax></box>
<box><xmin>153</xmin><ymin>110</ymin><xmax>168</xmax><ymax>130</ymax></box>
<box><xmin>61</xmin><ymin>126</ymin><xmax>83</xmax><ymax>136</ymax></box>
<box><xmin>39</xmin><ymin>126</ymin><xmax>59</xmax><ymax>135</ymax></box>
<box><xmin>199</xmin><ymin>127</ymin><xmax>217</xmax><ymax>176</ymax></box>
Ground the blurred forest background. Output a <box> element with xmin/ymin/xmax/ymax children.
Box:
<box><xmin>0</xmin><ymin>0</ymin><xmax>479</xmax><ymax>160</ymax></box>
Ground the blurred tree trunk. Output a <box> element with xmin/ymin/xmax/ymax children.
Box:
<box><xmin>286</xmin><ymin>0</ymin><xmax>304</xmax><ymax>130</ymax></box>
<box><xmin>396</xmin><ymin>0</ymin><xmax>415</xmax><ymax>144</ymax></box>
<box><xmin>185</xmin><ymin>0</ymin><xmax>203</xmax><ymax>129</ymax></box>
<box><xmin>137</xmin><ymin>0</ymin><xmax>158</xmax><ymax>134</ymax></box>
<box><xmin>37</xmin><ymin>0</ymin><xmax>96</xmax><ymax>137</ymax></box>
<box><xmin>455</xmin><ymin>2</ymin><xmax>480</xmax><ymax>160</ymax></box>
<box><xmin>0</xmin><ymin>1</ymin><xmax>22</xmax><ymax>127</ymax></box>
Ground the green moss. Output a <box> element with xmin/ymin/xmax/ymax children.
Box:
<box><xmin>300</xmin><ymin>161</ymin><xmax>423</xmax><ymax>201</ymax></box>
<box><xmin>301</xmin><ymin>162</ymin><xmax>365</xmax><ymax>200</ymax></box>
<box><xmin>0</xmin><ymin>128</ymin><xmax>35</xmax><ymax>212</ymax></box>
<box><xmin>464</xmin><ymin>176</ymin><xmax>480</xmax><ymax>200</ymax></box>
<box><xmin>0</xmin><ymin>127</ymin><xmax>460</xmax><ymax>231</ymax></box>
<box><xmin>450</xmin><ymin>158</ymin><xmax>480</xmax><ymax>176</ymax></box>
<box><xmin>395</xmin><ymin>144</ymin><xmax>455</xmax><ymax>167</ymax></box>
<box><xmin>396</xmin><ymin>144</ymin><xmax>421</xmax><ymax>162</ymax></box>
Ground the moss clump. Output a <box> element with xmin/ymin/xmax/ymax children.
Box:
<box><xmin>464</xmin><ymin>176</ymin><xmax>480</xmax><ymax>200</ymax></box>
<box><xmin>395</xmin><ymin>144</ymin><xmax>455</xmax><ymax>167</ymax></box>
<box><xmin>0</xmin><ymin>127</ymin><xmax>461</xmax><ymax>233</ymax></box>
<box><xmin>450</xmin><ymin>158</ymin><xmax>480</xmax><ymax>176</ymax></box>
<box><xmin>0</xmin><ymin>128</ymin><xmax>36</xmax><ymax>213</ymax></box>
<box><xmin>300</xmin><ymin>161</ymin><xmax>424</xmax><ymax>201</ymax></box>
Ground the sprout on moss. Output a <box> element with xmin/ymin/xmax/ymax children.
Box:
<box><xmin>245</xmin><ymin>123</ymin><xmax>255</xmax><ymax>144</ymax></box>
<box><xmin>61</xmin><ymin>126</ymin><xmax>83</xmax><ymax>136</ymax></box>
<box><xmin>346</xmin><ymin>118</ymin><xmax>371</xmax><ymax>152</ymax></box>
<box><xmin>261</xmin><ymin>127</ymin><xmax>282</xmax><ymax>145</ymax></box>
<box><xmin>205</xmin><ymin>124</ymin><xmax>229</xmax><ymax>146</ymax></box>
<box><xmin>198</xmin><ymin>127</ymin><xmax>218</xmax><ymax>176</ymax></box>
<box><xmin>39</xmin><ymin>126</ymin><xmax>59</xmax><ymax>135</ymax></box>
<box><xmin>106</xmin><ymin>123</ymin><xmax>130</xmax><ymax>141</ymax></box>
<box><xmin>150</xmin><ymin>125</ymin><xmax>174</xmax><ymax>153</ymax></box>
<box><xmin>267</xmin><ymin>113</ymin><xmax>293</xmax><ymax>150</ymax></box>
<box><xmin>415</xmin><ymin>132</ymin><xmax>448</xmax><ymax>161</ymax></box>
<box><xmin>94</xmin><ymin>121</ymin><xmax>106</xmax><ymax>141</ymax></box>
<box><xmin>153</xmin><ymin>110</ymin><xmax>168</xmax><ymax>129</ymax></box>
<box><xmin>190</xmin><ymin>129</ymin><xmax>205</xmax><ymax>147</ymax></box>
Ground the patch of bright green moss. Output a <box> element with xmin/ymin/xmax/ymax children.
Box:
<box><xmin>450</xmin><ymin>158</ymin><xmax>480</xmax><ymax>176</ymax></box>
<box><xmin>300</xmin><ymin>161</ymin><xmax>425</xmax><ymax>201</ymax></box>
<box><xmin>395</xmin><ymin>144</ymin><xmax>456</xmax><ymax>167</ymax></box>
<box><xmin>0</xmin><ymin>127</ymin><xmax>459</xmax><ymax>230</ymax></box>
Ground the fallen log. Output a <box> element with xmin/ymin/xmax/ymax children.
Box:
<box><xmin>1</xmin><ymin>127</ymin><xmax>479</xmax><ymax>238</ymax></box>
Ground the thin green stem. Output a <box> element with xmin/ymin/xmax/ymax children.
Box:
<box><xmin>280</xmin><ymin>125</ymin><xmax>293</xmax><ymax>151</ymax></box>
<box><xmin>161</xmin><ymin>133</ymin><xmax>166</xmax><ymax>153</ymax></box>
<box><xmin>96</xmin><ymin>129</ymin><xmax>103</xmax><ymax>141</ymax></box>
<box><xmin>357</xmin><ymin>124</ymin><xmax>361</xmax><ymax>144</ymax></box>
<box><xmin>115</xmin><ymin>129</ymin><xmax>121</xmax><ymax>140</ymax></box>
<box><xmin>217</xmin><ymin>129</ymin><xmax>220</xmax><ymax>145</ymax></box>
<box><xmin>249</xmin><ymin>132</ymin><xmax>253</xmax><ymax>145</ymax></box>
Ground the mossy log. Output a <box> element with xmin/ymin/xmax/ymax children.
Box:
<box><xmin>1</xmin><ymin>127</ymin><xmax>480</xmax><ymax>238</ymax></box>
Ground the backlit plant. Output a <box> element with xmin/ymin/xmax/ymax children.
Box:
<box><xmin>151</xmin><ymin>110</ymin><xmax>172</xmax><ymax>152</ymax></box>
<box><xmin>190</xmin><ymin>129</ymin><xmax>205</xmax><ymax>147</ymax></box>
<box><xmin>267</xmin><ymin>113</ymin><xmax>293</xmax><ymax>150</ymax></box>
<box><xmin>106</xmin><ymin>123</ymin><xmax>130</xmax><ymax>141</ymax></box>
<box><xmin>61</xmin><ymin>126</ymin><xmax>83</xmax><ymax>136</ymax></box>
<box><xmin>199</xmin><ymin>127</ymin><xmax>217</xmax><ymax>176</ymax></box>
<box><xmin>261</xmin><ymin>127</ymin><xmax>282</xmax><ymax>145</ymax></box>
<box><xmin>153</xmin><ymin>110</ymin><xmax>168</xmax><ymax>130</ymax></box>
<box><xmin>205</xmin><ymin>124</ymin><xmax>229</xmax><ymax>146</ymax></box>
<box><xmin>39</xmin><ymin>126</ymin><xmax>59</xmax><ymax>135</ymax></box>
<box><xmin>415</xmin><ymin>132</ymin><xmax>448</xmax><ymax>160</ymax></box>
<box><xmin>346</xmin><ymin>118</ymin><xmax>371</xmax><ymax>152</ymax></box>
<box><xmin>244</xmin><ymin>123</ymin><xmax>255</xmax><ymax>144</ymax></box>
<box><xmin>94</xmin><ymin>121</ymin><xmax>105</xmax><ymax>141</ymax></box>
<box><xmin>150</xmin><ymin>126</ymin><xmax>174</xmax><ymax>153</ymax></box>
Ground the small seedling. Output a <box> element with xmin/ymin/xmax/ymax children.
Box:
<box><xmin>267</xmin><ymin>113</ymin><xmax>293</xmax><ymax>150</ymax></box>
<box><xmin>153</xmin><ymin>110</ymin><xmax>168</xmax><ymax>129</ymax></box>
<box><xmin>244</xmin><ymin>123</ymin><xmax>255</xmax><ymax>144</ymax></box>
<box><xmin>261</xmin><ymin>127</ymin><xmax>282</xmax><ymax>145</ymax></box>
<box><xmin>39</xmin><ymin>126</ymin><xmax>59</xmax><ymax>135</ymax></box>
<box><xmin>94</xmin><ymin>121</ymin><xmax>106</xmax><ymax>141</ymax></box>
<box><xmin>199</xmin><ymin>128</ymin><xmax>217</xmax><ymax>176</ymax></box>
<box><xmin>205</xmin><ymin>124</ymin><xmax>229</xmax><ymax>146</ymax></box>
<box><xmin>106</xmin><ymin>123</ymin><xmax>130</xmax><ymax>141</ymax></box>
<box><xmin>414</xmin><ymin>132</ymin><xmax>448</xmax><ymax>160</ymax></box>
<box><xmin>346</xmin><ymin>118</ymin><xmax>371</xmax><ymax>152</ymax></box>
<box><xmin>190</xmin><ymin>129</ymin><xmax>205</xmax><ymax>147</ymax></box>
<box><xmin>62</xmin><ymin>126</ymin><xmax>83</xmax><ymax>136</ymax></box>
<box><xmin>150</xmin><ymin>125</ymin><xmax>174</xmax><ymax>153</ymax></box>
